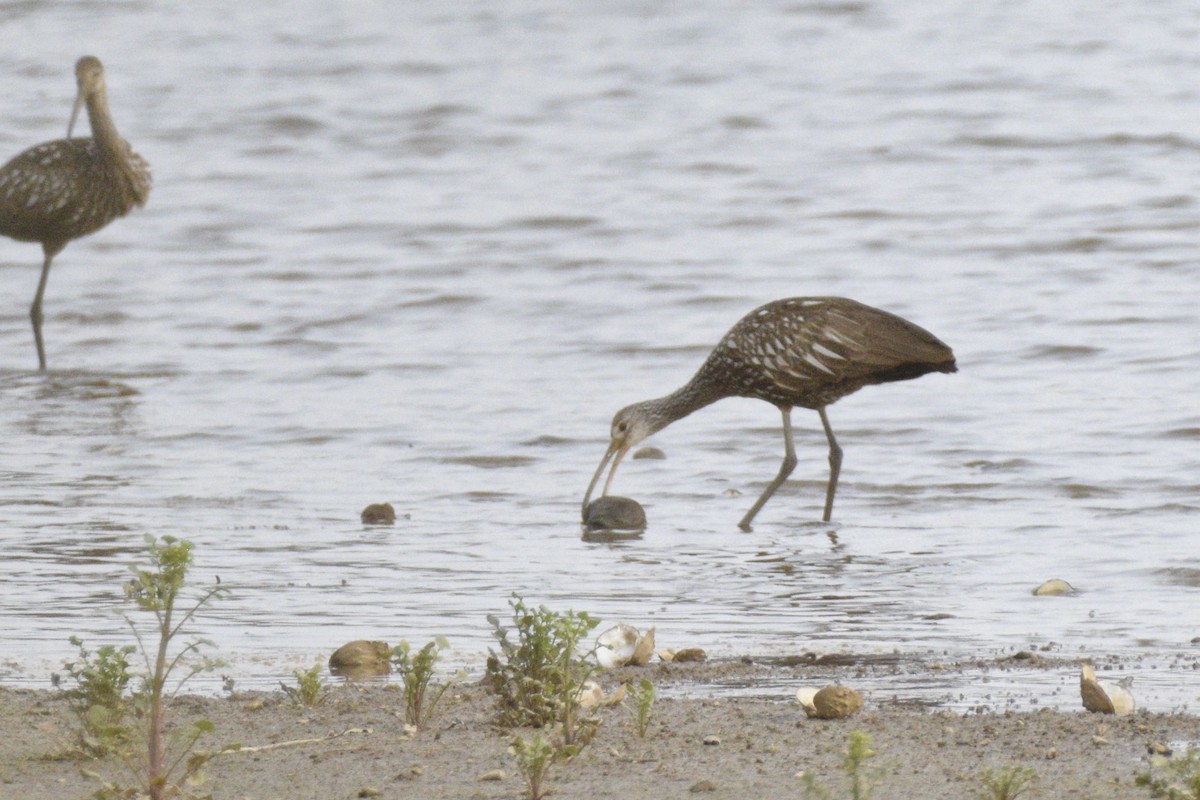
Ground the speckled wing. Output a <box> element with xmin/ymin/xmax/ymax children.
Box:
<box><xmin>706</xmin><ymin>297</ymin><xmax>955</xmax><ymax>409</ymax></box>
<box><xmin>0</xmin><ymin>139</ymin><xmax>149</xmax><ymax>246</ymax></box>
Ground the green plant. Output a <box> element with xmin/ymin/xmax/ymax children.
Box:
<box><xmin>975</xmin><ymin>765</ymin><xmax>1039</xmax><ymax>799</ymax></box>
<box><xmin>510</xmin><ymin>732</ymin><xmax>583</xmax><ymax>800</ymax></box>
<box><xmin>1136</xmin><ymin>748</ymin><xmax>1200</xmax><ymax>799</ymax></box>
<box><xmin>86</xmin><ymin>535</ymin><xmax>228</xmax><ymax>800</ymax></box>
<box><xmin>391</xmin><ymin>637</ymin><xmax>454</xmax><ymax>728</ymax></box>
<box><xmin>61</xmin><ymin>636</ymin><xmax>136</xmax><ymax>756</ymax></box>
<box><xmin>281</xmin><ymin>663</ymin><xmax>327</xmax><ymax>707</ymax></box>
<box><xmin>483</xmin><ymin>594</ymin><xmax>600</xmax><ymax>746</ymax></box>
<box><xmin>800</xmin><ymin>730</ymin><xmax>879</xmax><ymax>800</ymax></box>
<box><xmin>628</xmin><ymin>678</ymin><xmax>655</xmax><ymax>737</ymax></box>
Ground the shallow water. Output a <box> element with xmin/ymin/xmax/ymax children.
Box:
<box><xmin>1</xmin><ymin>2</ymin><xmax>1198</xmax><ymax>710</ymax></box>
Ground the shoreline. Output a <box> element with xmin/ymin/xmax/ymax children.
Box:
<box><xmin>4</xmin><ymin>657</ymin><xmax>1197</xmax><ymax>799</ymax></box>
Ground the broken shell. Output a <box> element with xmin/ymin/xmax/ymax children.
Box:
<box><xmin>1033</xmin><ymin>578</ymin><xmax>1077</xmax><ymax>596</ymax></box>
<box><xmin>595</xmin><ymin>623</ymin><xmax>655</xmax><ymax>668</ymax></box>
<box><xmin>656</xmin><ymin>649</ymin><xmax>675</xmax><ymax>663</ymax></box>
<box><xmin>576</xmin><ymin>679</ymin><xmax>627</xmax><ymax>710</ymax></box>
<box><xmin>805</xmin><ymin>685</ymin><xmax>863</xmax><ymax>720</ymax></box>
<box><xmin>794</xmin><ymin>686</ymin><xmax>819</xmax><ymax>714</ymax></box>
<box><xmin>1080</xmin><ymin>664</ymin><xmax>1134</xmax><ymax>716</ymax></box>
<box><xmin>596</xmin><ymin>624</ymin><xmax>639</xmax><ymax>668</ymax></box>
<box><xmin>630</xmin><ymin>627</ymin><xmax>655</xmax><ymax>666</ymax></box>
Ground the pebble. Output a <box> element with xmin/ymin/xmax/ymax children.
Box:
<box><xmin>358</xmin><ymin>788</ymin><xmax>382</xmax><ymax>798</ymax></box>
<box><xmin>689</xmin><ymin>779</ymin><xmax>716</xmax><ymax>792</ymax></box>
<box><xmin>702</xmin><ymin>735</ymin><xmax>721</xmax><ymax>746</ymax></box>
<box><xmin>479</xmin><ymin>769</ymin><xmax>506</xmax><ymax>781</ymax></box>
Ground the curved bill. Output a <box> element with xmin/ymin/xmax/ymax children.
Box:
<box><xmin>67</xmin><ymin>89</ymin><xmax>85</xmax><ymax>138</ymax></box>
<box><xmin>581</xmin><ymin>440</ymin><xmax>629</xmax><ymax>517</ymax></box>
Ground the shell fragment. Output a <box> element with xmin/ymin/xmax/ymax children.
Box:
<box><xmin>1080</xmin><ymin>664</ymin><xmax>1134</xmax><ymax>716</ymax></box>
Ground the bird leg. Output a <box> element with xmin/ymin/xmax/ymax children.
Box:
<box><xmin>30</xmin><ymin>249</ymin><xmax>55</xmax><ymax>372</ymax></box>
<box><xmin>819</xmin><ymin>407</ymin><xmax>842</xmax><ymax>522</ymax></box>
<box><xmin>738</xmin><ymin>407</ymin><xmax>797</xmax><ymax>531</ymax></box>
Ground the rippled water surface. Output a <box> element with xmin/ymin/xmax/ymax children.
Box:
<box><xmin>1</xmin><ymin>2</ymin><xmax>1198</xmax><ymax>708</ymax></box>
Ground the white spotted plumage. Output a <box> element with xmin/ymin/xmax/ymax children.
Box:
<box><xmin>584</xmin><ymin>296</ymin><xmax>957</xmax><ymax>528</ymax></box>
<box><xmin>0</xmin><ymin>56</ymin><xmax>150</xmax><ymax>371</ymax></box>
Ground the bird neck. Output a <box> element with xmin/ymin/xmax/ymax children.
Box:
<box><xmin>85</xmin><ymin>91</ymin><xmax>123</xmax><ymax>154</ymax></box>
<box><xmin>85</xmin><ymin>91</ymin><xmax>150</xmax><ymax>206</ymax></box>
<box><xmin>648</xmin><ymin>371</ymin><xmax>724</xmax><ymax>430</ymax></box>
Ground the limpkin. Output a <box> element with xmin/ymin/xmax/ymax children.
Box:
<box><xmin>583</xmin><ymin>297</ymin><xmax>956</xmax><ymax>529</ymax></box>
<box><xmin>0</xmin><ymin>56</ymin><xmax>151</xmax><ymax>371</ymax></box>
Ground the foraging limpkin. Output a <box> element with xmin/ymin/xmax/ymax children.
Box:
<box><xmin>0</xmin><ymin>56</ymin><xmax>151</xmax><ymax>371</ymax></box>
<box><xmin>583</xmin><ymin>297</ymin><xmax>956</xmax><ymax>529</ymax></box>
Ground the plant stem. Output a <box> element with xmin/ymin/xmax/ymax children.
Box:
<box><xmin>148</xmin><ymin>588</ymin><xmax>173</xmax><ymax>799</ymax></box>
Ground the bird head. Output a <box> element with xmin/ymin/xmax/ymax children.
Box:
<box><xmin>581</xmin><ymin>400</ymin><xmax>667</xmax><ymax>516</ymax></box>
<box><xmin>68</xmin><ymin>56</ymin><xmax>106</xmax><ymax>138</ymax></box>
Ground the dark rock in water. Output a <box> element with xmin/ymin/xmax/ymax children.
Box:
<box><xmin>632</xmin><ymin>446</ymin><xmax>666</xmax><ymax>460</ymax></box>
<box><xmin>584</xmin><ymin>496</ymin><xmax>646</xmax><ymax>531</ymax></box>
<box><xmin>329</xmin><ymin>640</ymin><xmax>391</xmax><ymax>679</ymax></box>
<box><xmin>360</xmin><ymin>502</ymin><xmax>396</xmax><ymax>525</ymax></box>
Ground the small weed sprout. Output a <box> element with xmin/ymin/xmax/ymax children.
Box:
<box><xmin>975</xmin><ymin>765</ymin><xmax>1039</xmax><ymax>800</ymax></box>
<box><xmin>1136</xmin><ymin>747</ymin><xmax>1200</xmax><ymax>799</ymax></box>
<box><xmin>61</xmin><ymin>636</ymin><xmax>136</xmax><ymax>756</ymax></box>
<box><xmin>86</xmin><ymin>535</ymin><xmax>229</xmax><ymax>800</ymax></box>
<box><xmin>282</xmin><ymin>663</ymin><xmax>327</xmax><ymax>707</ymax></box>
<box><xmin>391</xmin><ymin>636</ymin><xmax>454</xmax><ymax>728</ymax></box>
<box><xmin>628</xmin><ymin>678</ymin><xmax>655</xmax><ymax>737</ymax></box>
<box><xmin>800</xmin><ymin>730</ymin><xmax>879</xmax><ymax>800</ymax></box>
<box><xmin>510</xmin><ymin>732</ymin><xmax>580</xmax><ymax>800</ymax></box>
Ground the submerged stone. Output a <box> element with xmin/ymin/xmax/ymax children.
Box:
<box><xmin>583</xmin><ymin>496</ymin><xmax>647</xmax><ymax>531</ymax></box>
<box><xmin>360</xmin><ymin>503</ymin><xmax>396</xmax><ymax>525</ymax></box>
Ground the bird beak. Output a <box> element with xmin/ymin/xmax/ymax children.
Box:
<box><xmin>67</xmin><ymin>89</ymin><xmax>85</xmax><ymax>138</ymax></box>
<box><xmin>581</xmin><ymin>439</ymin><xmax>629</xmax><ymax>517</ymax></box>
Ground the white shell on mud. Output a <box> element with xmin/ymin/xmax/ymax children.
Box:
<box><xmin>576</xmin><ymin>679</ymin><xmax>628</xmax><ymax>709</ymax></box>
<box><xmin>1080</xmin><ymin>664</ymin><xmax>1134</xmax><ymax>716</ymax></box>
<box><xmin>596</xmin><ymin>623</ymin><xmax>655</xmax><ymax>668</ymax></box>
<box><xmin>794</xmin><ymin>686</ymin><xmax>819</xmax><ymax>713</ymax></box>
